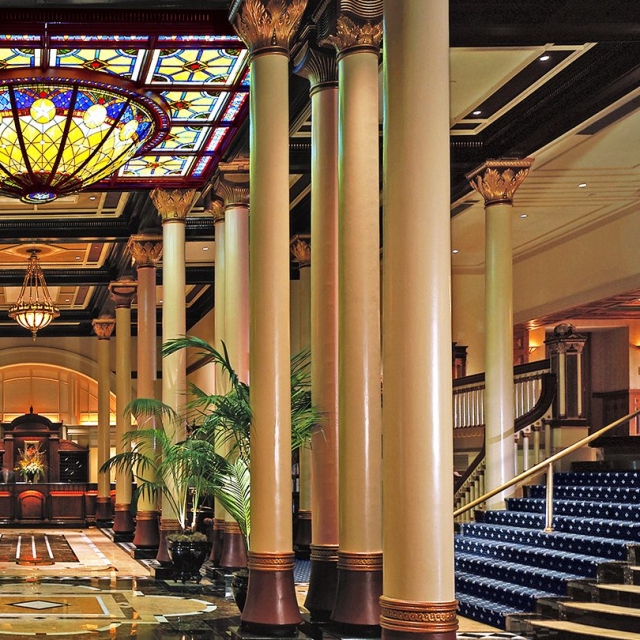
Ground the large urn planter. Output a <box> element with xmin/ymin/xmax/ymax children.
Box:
<box><xmin>167</xmin><ymin>531</ymin><xmax>209</xmax><ymax>583</ymax></box>
<box><xmin>231</xmin><ymin>568</ymin><xmax>249</xmax><ymax>611</ymax></box>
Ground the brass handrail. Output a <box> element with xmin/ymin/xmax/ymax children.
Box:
<box><xmin>453</xmin><ymin>407</ymin><xmax>640</xmax><ymax>520</ymax></box>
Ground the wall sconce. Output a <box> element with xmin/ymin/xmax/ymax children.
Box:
<box><xmin>528</xmin><ymin>345</ymin><xmax>540</xmax><ymax>354</ymax></box>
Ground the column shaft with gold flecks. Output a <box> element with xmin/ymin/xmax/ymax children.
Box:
<box><xmin>466</xmin><ymin>158</ymin><xmax>533</xmax><ymax>509</ymax></box>
<box><xmin>93</xmin><ymin>317</ymin><xmax>115</xmax><ymax>523</ymax></box>
<box><xmin>151</xmin><ymin>188</ymin><xmax>194</xmax><ymax>563</ymax></box>
<box><xmin>109</xmin><ymin>279</ymin><xmax>137</xmax><ymax>539</ymax></box>
<box><xmin>322</xmin><ymin>10</ymin><xmax>383</xmax><ymax>631</ymax></box>
<box><xmin>232</xmin><ymin>0</ymin><xmax>307</xmax><ymax>633</ymax></box>
<box><xmin>381</xmin><ymin>3</ymin><xmax>457</xmax><ymax>638</ymax></box>
<box><xmin>128</xmin><ymin>235</ymin><xmax>163</xmax><ymax>550</ymax></box>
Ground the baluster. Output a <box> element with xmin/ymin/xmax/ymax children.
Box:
<box><xmin>522</xmin><ymin>426</ymin><xmax>530</xmax><ymax>470</ymax></box>
<box><xmin>544</xmin><ymin>462</ymin><xmax>554</xmax><ymax>532</ymax></box>
<box><xmin>532</xmin><ymin>424</ymin><xmax>541</xmax><ymax>464</ymax></box>
<box><xmin>513</xmin><ymin>431</ymin><xmax>520</xmax><ymax>475</ymax></box>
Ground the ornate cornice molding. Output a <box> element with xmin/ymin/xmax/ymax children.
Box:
<box><xmin>127</xmin><ymin>234</ymin><xmax>163</xmax><ymax>268</ymax></box>
<box><xmin>290</xmin><ymin>234</ymin><xmax>311</xmax><ymax>267</ymax></box>
<box><xmin>339</xmin><ymin>0</ymin><xmax>382</xmax><ymax>21</ymax></box>
<box><xmin>233</xmin><ymin>0</ymin><xmax>307</xmax><ymax>56</ymax></box>
<box><xmin>320</xmin><ymin>13</ymin><xmax>382</xmax><ymax>57</ymax></box>
<box><xmin>92</xmin><ymin>317</ymin><xmax>115</xmax><ymax>340</ymax></box>
<box><xmin>109</xmin><ymin>279</ymin><xmax>137</xmax><ymax>308</ymax></box>
<box><xmin>150</xmin><ymin>188</ymin><xmax>196</xmax><ymax>222</ymax></box>
<box><xmin>466</xmin><ymin>158</ymin><xmax>534</xmax><ymax>206</ymax></box>
<box><xmin>294</xmin><ymin>43</ymin><xmax>338</xmax><ymax>91</ymax></box>
<box><xmin>379</xmin><ymin>597</ymin><xmax>458</xmax><ymax>634</ymax></box>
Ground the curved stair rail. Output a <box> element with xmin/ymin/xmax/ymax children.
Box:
<box><xmin>454</xmin><ymin>361</ymin><xmax>556</xmax><ymax>522</ymax></box>
<box><xmin>453</xmin><ymin>407</ymin><xmax>640</xmax><ymax>526</ymax></box>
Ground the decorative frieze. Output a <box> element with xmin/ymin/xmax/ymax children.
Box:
<box><xmin>127</xmin><ymin>234</ymin><xmax>163</xmax><ymax>268</ymax></box>
<box><xmin>92</xmin><ymin>317</ymin><xmax>115</xmax><ymax>340</ymax></box>
<box><xmin>379</xmin><ymin>596</ymin><xmax>458</xmax><ymax>634</ymax></box>
<box><xmin>150</xmin><ymin>188</ymin><xmax>196</xmax><ymax>221</ymax></box>
<box><xmin>290</xmin><ymin>234</ymin><xmax>311</xmax><ymax>267</ymax></box>
<box><xmin>232</xmin><ymin>0</ymin><xmax>307</xmax><ymax>55</ymax></box>
<box><xmin>320</xmin><ymin>13</ymin><xmax>382</xmax><ymax>56</ymax></box>
<box><xmin>466</xmin><ymin>158</ymin><xmax>534</xmax><ymax>206</ymax></box>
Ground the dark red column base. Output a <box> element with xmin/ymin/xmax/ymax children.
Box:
<box><xmin>132</xmin><ymin>511</ymin><xmax>159</xmax><ymax>549</ymax></box>
<box><xmin>304</xmin><ymin>557</ymin><xmax>338</xmax><ymax>622</ymax></box>
<box><xmin>156</xmin><ymin>519</ymin><xmax>181</xmax><ymax>565</ymax></box>
<box><xmin>293</xmin><ymin>510</ymin><xmax>312</xmax><ymax>559</ymax></box>
<box><xmin>95</xmin><ymin>497</ymin><xmax>112</xmax><ymax>522</ymax></box>
<box><xmin>381</xmin><ymin>630</ymin><xmax>456</xmax><ymax>640</ymax></box>
<box><xmin>210</xmin><ymin>518</ymin><xmax>225</xmax><ymax>564</ymax></box>
<box><xmin>240</xmin><ymin>560</ymin><xmax>301</xmax><ymax>635</ymax></box>
<box><xmin>331</xmin><ymin>567</ymin><xmax>382</xmax><ymax>632</ymax></box>
<box><xmin>112</xmin><ymin>505</ymin><xmax>135</xmax><ymax>534</ymax></box>
<box><xmin>219</xmin><ymin>529</ymin><xmax>248</xmax><ymax>570</ymax></box>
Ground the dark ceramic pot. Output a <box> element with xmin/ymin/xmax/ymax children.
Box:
<box><xmin>167</xmin><ymin>538</ymin><xmax>210</xmax><ymax>583</ymax></box>
<box><xmin>231</xmin><ymin>568</ymin><xmax>249</xmax><ymax>611</ymax></box>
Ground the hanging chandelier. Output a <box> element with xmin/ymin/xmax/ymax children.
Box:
<box><xmin>0</xmin><ymin>69</ymin><xmax>169</xmax><ymax>204</ymax></box>
<box><xmin>9</xmin><ymin>249</ymin><xmax>60</xmax><ymax>339</ymax></box>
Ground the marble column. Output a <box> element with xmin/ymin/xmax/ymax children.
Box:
<box><xmin>295</xmin><ymin>46</ymin><xmax>340</xmax><ymax>621</ymax></box>
<box><xmin>150</xmin><ymin>187</ymin><xmax>194</xmax><ymax>562</ymax></box>
<box><xmin>128</xmin><ymin>234</ymin><xmax>163</xmax><ymax>549</ymax></box>
<box><xmin>232</xmin><ymin>0</ymin><xmax>307</xmax><ymax>633</ymax></box>
<box><xmin>92</xmin><ymin>316</ymin><xmax>115</xmax><ymax>523</ymax></box>
<box><xmin>381</xmin><ymin>3</ymin><xmax>457</xmax><ymax>638</ymax></box>
<box><xmin>108</xmin><ymin>278</ymin><xmax>137</xmax><ymax>539</ymax></box>
<box><xmin>466</xmin><ymin>158</ymin><xmax>533</xmax><ymax>508</ymax></box>
<box><xmin>219</xmin><ymin>174</ymin><xmax>251</xmax><ymax>571</ymax></box>
<box><xmin>322</xmin><ymin>10</ymin><xmax>383</xmax><ymax>631</ymax></box>
<box><xmin>290</xmin><ymin>235</ymin><xmax>312</xmax><ymax>559</ymax></box>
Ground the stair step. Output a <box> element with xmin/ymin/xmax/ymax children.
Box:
<box><xmin>563</xmin><ymin>601</ymin><xmax>640</xmax><ymax>617</ymax></box>
<box><xmin>455</xmin><ymin>591</ymin><xmax>523</xmax><ymax>630</ymax></box>
<box><xmin>598</xmin><ymin>583</ymin><xmax>640</xmax><ymax>595</ymax></box>
<box><xmin>528</xmin><ymin>618</ymin><xmax>640</xmax><ymax>639</ymax></box>
<box><xmin>559</xmin><ymin>600</ymin><xmax>640</xmax><ymax>632</ymax></box>
<box><xmin>506</xmin><ymin>497</ymin><xmax>640</xmax><ymax>523</ymax></box>
<box><xmin>527</xmin><ymin>484</ymin><xmax>640</xmax><ymax>503</ymax></box>
<box><xmin>554</xmin><ymin>471</ymin><xmax>640</xmax><ymax>487</ymax></box>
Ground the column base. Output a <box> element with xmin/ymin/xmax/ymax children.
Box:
<box><xmin>132</xmin><ymin>510</ymin><xmax>159</xmax><ymax>549</ymax></box>
<box><xmin>211</xmin><ymin>518</ymin><xmax>225</xmax><ymax>564</ymax></box>
<box><xmin>240</xmin><ymin>551</ymin><xmax>302</xmax><ymax>635</ymax></box>
<box><xmin>304</xmin><ymin>545</ymin><xmax>339</xmax><ymax>622</ymax></box>
<box><xmin>330</xmin><ymin>552</ymin><xmax>382</xmax><ymax>631</ymax></box>
<box><xmin>113</xmin><ymin>503</ymin><xmax>135</xmax><ymax>537</ymax></box>
<box><xmin>95</xmin><ymin>497</ymin><xmax>112</xmax><ymax>522</ymax></box>
<box><xmin>157</xmin><ymin>517</ymin><xmax>181</xmax><ymax>566</ymax></box>
<box><xmin>220</xmin><ymin>521</ymin><xmax>248</xmax><ymax>570</ymax></box>
<box><xmin>293</xmin><ymin>510</ymin><xmax>312</xmax><ymax>559</ymax></box>
<box><xmin>380</xmin><ymin>597</ymin><xmax>458</xmax><ymax>640</ymax></box>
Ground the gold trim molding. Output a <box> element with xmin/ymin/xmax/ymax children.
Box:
<box><xmin>248</xmin><ymin>551</ymin><xmax>295</xmax><ymax>571</ymax></box>
<box><xmin>128</xmin><ymin>234</ymin><xmax>163</xmax><ymax>267</ymax></box>
<box><xmin>310</xmin><ymin>544</ymin><xmax>339</xmax><ymax>563</ymax></box>
<box><xmin>224</xmin><ymin>521</ymin><xmax>243</xmax><ymax>535</ymax></box>
<box><xmin>233</xmin><ymin>0</ymin><xmax>307</xmax><ymax>55</ymax></box>
<box><xmin>466</xmin><ymin>158</ymin><xmax>534</xmax><ymax>206</ymax></box>
<box><xmin>380</xmin><ymin>597</ymin><xmax>458</xmax><ymax>634</ymax></box>
<box><xmin>337</xmin><ymin>550</ymin><xmax>383</xmax><ymax>571</ymax></box>
<box><xmin>320</xmin><ymin>14</ymin><xmax>382</xmax><ymax>56</ymax></box>
<box><xmin>151</xmin><ymin>188</ymin><xmax>196</xmax><ymax>221</ymax></box>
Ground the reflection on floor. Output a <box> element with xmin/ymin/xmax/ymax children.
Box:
<box><xmin>0</xmin><ymin>528</ymin><xmax>526</xmax><ymax>640</ymax></box>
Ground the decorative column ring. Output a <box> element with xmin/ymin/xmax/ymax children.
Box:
<box><xmin>466</xmin><ymin>158</ymin><xmax>534</xmax><ymax>207</ymax></box>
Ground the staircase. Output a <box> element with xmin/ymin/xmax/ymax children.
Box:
<box><xmin>455</xmin><ymin>468</ymin><xmax>640</xmax><ymax>637</ymax></box>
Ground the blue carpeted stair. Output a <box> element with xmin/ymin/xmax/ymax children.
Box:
<box><xmin>455</xmin><ymin>469</ymin><xmax>640</xmax><ymax>630</ymax></box>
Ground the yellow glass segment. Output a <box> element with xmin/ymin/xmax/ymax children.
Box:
<box><xmin>53</xmin><ymin>48</ymin><xmax>142</xmax><ymax>79</ymax></box>
<box><xmin>152</xmin><ymin>48</ymin><xmax>245</xmax><ymax>85</ymax></box>
<box><xmin>121</xmin><ymin>155</ymin><xmax>193</xmax><ymax>177</ymax></box>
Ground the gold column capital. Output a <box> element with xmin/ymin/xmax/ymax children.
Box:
<box><xmin>150</xmin><ymin>188</ymin><xmax>196</xmax><ymax>222</ymax></box>
<box><xmin>206</xmin><ymin>198</ymin><xmax>226</xmax><ymax>223</ymax></box>
<box><xmin>127</xmin><ymin>234</ymin><xmax>163</xmax><ymax>268</ymax></box>
<box><xmin>217</xmin><ymin>175</ymin><xmax>250</xmax><ymax>208</ymax></box>
<box><xmin>320</xmin><ymin>14</ymin><xmax>382</xmax><ymax>57</ymax></box>
<box><xmin>232</xmin><ymin>0</ymin><xmax>307</xmax><ymax>56</ymax></box>
<box><xmin>92</xmin><ymin>316</ymin><xmax>115</xmax><ymax>340</ymax></box>
<box><xmin>295</xmin><ymin>45</ymin><xmax>338</xmax><ymax>92</ymax></box>
<box><xmin>109</xmin><ymin>279</ymin><xmax>137</xmax><ymax>308</ymax></box>
<box><xmin>466</xmin><ymin>157</ymin><xmax>534</xmax><ymax>207</ymax></box>
<box><xmin>290</xmin><ymin>234</ymin><xmax>311</xmax><ymax>267</ymax></box>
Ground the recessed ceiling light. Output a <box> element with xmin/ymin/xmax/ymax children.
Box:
<box><xmin>75</xmin><ymin>256</ymin><xmax>81</xmax><ymax>260</ymax></box>
<box><xmin>472</xmin><ymin>110</ymin><xmax>482</xmax><ymax>116</ymax></box>
<box><xmin>578</xmin><ymin>183</ymin><xmax>587</xmax><ymax>188</ymax></box>
<box><xmin>65</xmin><ymin>299</ymin><xmax>70</xmax><ymax>303</ymax></box>
<box><xmin>202</xmin><ymin>246</ymin><xmax>209</xmax><ymax>251</ymax></box>
<box><xmin>520</xmin><ymin>214</ymin><xmax>528</xmax><ymax>218</ymax></box>
<box><xmin>539</xmin><ymin>55</ymin><xmax>550</xmax><ymax>61</ymax></box>
<box><xmin>89</xmin><ymin>195</ymin><xmax>96</xmax><ymax>201</ymax></box>
<box><xmin>452</xmin><ymin>249</ymin><xmax>459</xmax><ymax>254</ymax></box>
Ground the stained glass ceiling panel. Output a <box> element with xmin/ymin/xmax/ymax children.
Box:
<box><xmin>0</xmin><ymin>16</ymin><xmax>248</xmax><ymax>192</ymax></box>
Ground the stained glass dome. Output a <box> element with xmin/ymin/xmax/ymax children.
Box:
<box><xmin>0</xmin><ymin>69</ymin><xmax>169</xmax><ymax>203</ymax></box>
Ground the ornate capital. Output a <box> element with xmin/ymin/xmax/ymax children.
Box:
<box><xmin>320</xmin><ymin>14</ymin><xmax>382</xmax><ymax>56</ymax></box>
<box><xmin>206</xmin><ymin>198</ymin><xmax>226</xmax><ymax>223</ymax></box>
<box><xmin>92</xmin><ymin>316</ymin><xmax>115</xmax><ymax>340</ymax></box>
<box><xmin>290</xmin><ymin>234</ymin><xmax>311</xmax><ymax>267</ymax></box>
<box><xmin>466</xmin><ymin>158</ymin><xmax>534</xmax><ymax>206</ymax></box>
<box><xmin>295</xmin><ymin>44</ymin><xmax>338</xmax><ymax>91</ymax></box>
<box><xmin>109</xmin><ymin>279</ymin><xmax>137</xmax><ymax>308</ymax></box>
<box><xmin>380</xmin><ymin>596</ymin><xmax>458</xmax><ymax>634</ymax></box>
<box><xmin>217</xmin><ymin>176</ymin><xmax>250</xmax><ymax>207</ymax></box>
<box><xmin>150</xmin><ymin>188</ymin><xmax>196</xmax><ymax>222</ymax></box>
<box><xmin>233</xmin><ymin>0</ymin><xmax>307</xmax><ymax>56</ymax></box>
<box><xmin>127</xmin><ymin>234</ymin><xmax>163</xmax><ymax>268</ymax></box>
<box><xmin>544</xmin><ymin>323</ymin><xmax>587</xmax><ymax>355</ymax></box>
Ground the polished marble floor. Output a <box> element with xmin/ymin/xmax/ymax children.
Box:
<box><xmin>0</xmin><ymin>528</ymin><xmax>526</xmax><ymax>640</ymax></box>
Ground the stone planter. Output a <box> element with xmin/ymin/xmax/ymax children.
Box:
<box><xmin>167</xmin><ymin>535</ymin><xmax>209</xmax><ymax>583</ymax></box>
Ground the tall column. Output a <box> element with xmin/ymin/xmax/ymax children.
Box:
<box><xmin>232</xmin><ymin>0</ymin><xmax>307</xmax><ymax>633</ymax></box>
<box><xmin>219</xmin><ymin>174</ymin><xmax>250</xmax><ymax>570</ymax></box>
<box><xmin>381</xmin><ymin>3</ymin><xmax>457</xmax><ymax>639</ymax></box>
<box><xmin>128</xmin><ymin>234</ymin><xmax>163</xmax><ymax>549</ymax></box>
<box><xmin>290</xmin><ymin>235</ymin><xmax>312</xmax><ymax>559</ymax></box>
<box><xmin>109</xmin><ymin>278</ymin><xmax>137</xmax><ymax>539</ymax></box>
<box><xmin>322</xmin><ymin>9</ymin><xmax>383</xmax><ymax>631</ymax></box>
<box><xmin>93</xmin><ymin>316</ymin><xmax>115</xmax><ymax>523</ymax></box>
<box><xmin>150</xmin><ymin>187</ymin><xmax>194</xmax><ymax>562</ymax></box>
<box><xmin>295</xmin><ymin>46</ymin><xmax>340</xmax><ymax>621</ymax></box>
<box><xmin>467</xmin><ymin>158</ymin><xmax>533</xmax><ymax>508</ymax></box>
